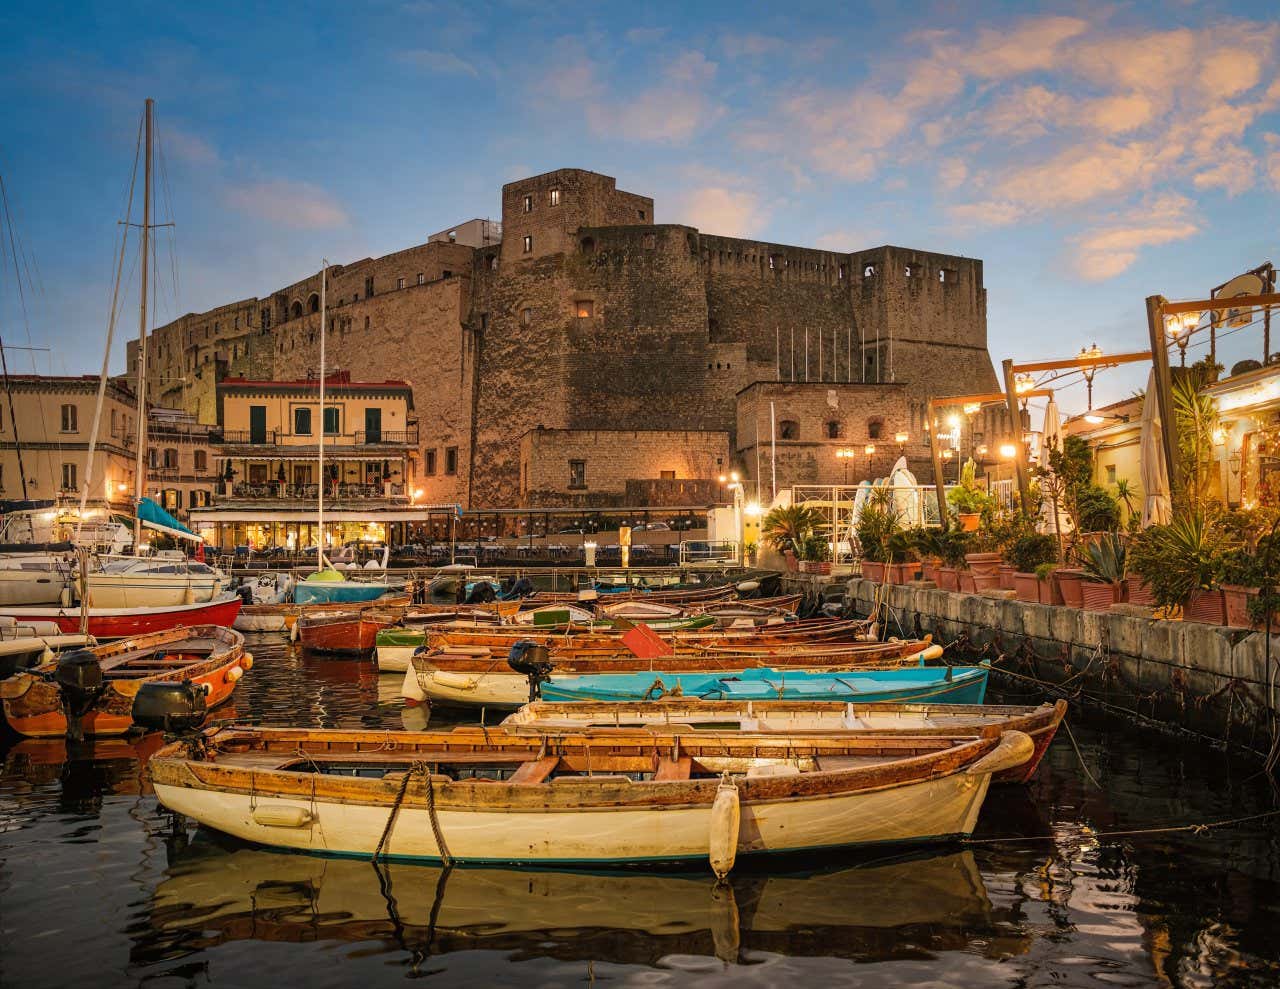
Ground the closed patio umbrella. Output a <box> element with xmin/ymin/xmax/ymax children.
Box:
<box><xmin>1039</xmin><ymin>398</ymin><xmax>1071</xmax><ymax>536</ymax></box>
<box><xmin>1140</xmin><ymin>369</ymin><xmax>1172</xmax><ymax>527</ymax></box>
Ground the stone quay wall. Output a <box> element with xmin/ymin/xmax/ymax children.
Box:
<box><xmin>803</xmin><ymin>576</ymin><xmax>1279</xmax><ymax>757</ymax></box>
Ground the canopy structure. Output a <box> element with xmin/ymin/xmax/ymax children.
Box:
<box><xmin>137</xmin><ymin>497</ymin><xmax>203</xmax><ymax>543</ymax></box>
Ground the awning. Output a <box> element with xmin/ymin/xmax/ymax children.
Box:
<box><xmin>137</xmin><ymin>497</ymin><xmax>204</xmax><ymax>543</ymax></box>
<box><xmin>190</xmin><ymin>506</ymin><xmax>459</xmax><ymax>524</ymax></box>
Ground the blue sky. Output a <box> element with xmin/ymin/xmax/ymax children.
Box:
<box><xmin>1</xmin><ymin>0</ymin><xmax>1277</xmax><ymax>415</ymax></box>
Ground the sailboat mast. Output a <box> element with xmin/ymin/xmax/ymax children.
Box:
<box><xmin>131</xmin><ymin>97</ymin><xmax>153</xmax><ymax>554</ymax></box>
<box><xmin>317</xmin><ymin>259</ymin><xmax>327</xmax><ymax>571</ymax></box>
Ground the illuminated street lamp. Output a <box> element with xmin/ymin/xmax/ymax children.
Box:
<box><xmin>1165</xmin><ymin>311</ymin><xmax>1200</xmax><ymax>367</ymax></box>
<box><xmin>835</xmin><ymin>447</ymin><xmax>857</xmax><ymax>485</ymax></box>
<box><xmin>894</xmin><ymin>431</ymin><xmax>909</xmax><ymax>456</ymax></box>
<box><xmin>1079</xmin><ymin>343</ymin><xmax>1103</xmax><ymax>409</ymax></box>
<box><xmin>999</xmin><ymin>442</ymin><xmax>1017</xmax><ymax>460</ymax></box>
<box><xmin>864</xmin><ymin>443</ymin><xmax>877</xmax><ymax>479</ymax></box>
<box><xmin>941</xmin><ymin>447</ymin><xmax>954</xmax><ymax>483</ymax></box>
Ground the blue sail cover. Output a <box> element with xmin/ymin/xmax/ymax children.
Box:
<box><xmin>137</xmin><ymin>497</ymin><xmax>201</xmax><ymax>541</ymax></box>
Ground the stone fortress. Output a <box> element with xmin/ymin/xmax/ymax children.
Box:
<box><xmin>129</xmin><ymin>168</ymin><xmax>1001</xmax><ymax>509</ymax></box>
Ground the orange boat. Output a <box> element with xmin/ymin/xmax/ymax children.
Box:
<box><xmin>0</xmin><ymin>625</ymin><xmax>249</xmax><ymax>739</ymax></box>
<box><xmin>297</xmin><ymin>611</ymin><xmax>396</xmax><ymax>655</ymax></box>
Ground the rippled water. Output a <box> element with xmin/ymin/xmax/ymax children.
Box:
<box><xmin>2</xmin><ymin>633</ymin><xmax>1280</xmax><ymax>988</ymax></box>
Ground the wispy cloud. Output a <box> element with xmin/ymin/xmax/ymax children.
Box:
<box><xmin>669</xmin><ymin>185</ymin><xmax>768</xmax><ymax>238</ymax></box>
<box><xmin>161</xmin><ymin>125</ymin><xmax>219</xmax><ymax>166</ymax></box>
<box><xmin>224</xmin><ymin>180</ymin><xmax>349</xmax><ymax>230</ymax></box>
<box><xmin>1071</xmin><ymin>195</ymin><xmax>1200</xmax><ymax>281</ymax></box>
<box><xmin>399</xmin><ymin>49</ymin><xmax>480</xmax><ymax>76</ymax></box>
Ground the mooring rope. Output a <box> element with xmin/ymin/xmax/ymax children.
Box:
<box><xmin>373</xmin><ymin>760</ymin><xmax>452</xmax><ymax>865</ymax></box>
<box><xmin>963</xmin><ymin>806</ymin><xmax>1280</xmax><ymax>846</ymax></box>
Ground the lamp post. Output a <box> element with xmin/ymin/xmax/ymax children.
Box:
<box><xmin>1014</xmin><ymin>372</ymin><xmax>1036</xmax><ymax>411</ymax></box>
<box><xmin>962</xmin><ymin>402</ymin><xmax>981</xmax><ymax>460</ymax></box>
<box><xmin>1079</xmin><ymin>343</ymin><xmax>1103</xmax><ymax>409</ymax></box>
<box><xmin>835</xmin><ymin>447</ymin><xmax>856</xmax><ymax>485</ymax></box>
<box><xmin>941</xmin><ymin>447</ymin><xmax>954</xmax><ymax>483</ymax></box>
<box><xmin>719</xmin><ymin>471</ymin><xmax>745</xmax><ymax>564</ymax></box>
<box><xmin>864</xmin><ymin>443</ymin><xmax>876</xmax><ymax>480</ymax></box>
<box><xmin>1165</xmin><ymin>311</ymin><xmax>1199</xmax><ymax>367</ymax></box>
<box><xmin>895</xmin><ymin>432</ymin><xmax>909</xmax><ymax>458</ymax></box>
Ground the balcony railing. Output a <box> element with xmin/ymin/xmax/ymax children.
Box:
<box><xmin>230</xmin><ymin>481</ymin><xmax>407</xmax><ymax>500</ymax></box>
<box><xmin>214</xmin><ymin>427</ymin><xmax>418</xmax><ymax>446</ymax></box>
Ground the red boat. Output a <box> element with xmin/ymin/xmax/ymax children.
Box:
<box><xmin>297</xmin><ymin>611</ymin><xmax>394</xmax><ymax>655</ymax></box>
<box><xmin>0</xmin><ymin>593</ymin><xmax>243</xmax><ymax>639</ymax></box>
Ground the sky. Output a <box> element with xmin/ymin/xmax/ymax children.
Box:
<box><xmin>1</xmin><ymin>0</ymin><xmax>1278</xmax><ymax>417</ymax></box>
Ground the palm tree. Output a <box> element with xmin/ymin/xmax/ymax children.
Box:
<box><xmin>761</xmin><ymin>504</ymin><xmax>825</xmax><ymax>558</ymax></box>
<box><xmin>1114</xmin><ymin>478</ymin><xmax>1138</xmax><ymax>524</ymax></box>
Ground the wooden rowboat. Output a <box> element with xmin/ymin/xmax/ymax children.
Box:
<box><xmin>403</xmin><ymin>638</ymin><xmax>943</xmax><ymax>708</ymax></box>
<box><xmin>502</xmin><ymin>699</ymin><xmax>1068</xmax><ymax>784</ymax></box>
<box><xmin>0</xmin><ymin>593</ymin><xmax>243</xmax><ymax>639</ymax></box>
<box><xmin>0</xmin><ymin>625</ymin><xmax>248</xmax><ymax>738</ymax></box>
<box><xmin>297</xmin><ymin>611</ymin><xmax>397</xmax><ymax>655</ymax></box>
<box><xmin>234</xmin><ymin>593</ymin><xmax>412</xmax><ymax>634</ymax></box>
<box><xmin>148</xmin><ymin>723</ymin><xmax>1033</xmax><ymax>873</ymax></box>
<box><xmin>530</xmin><ymin>584</ymin><xmax>737</xmax><ymax>605</ymax></box>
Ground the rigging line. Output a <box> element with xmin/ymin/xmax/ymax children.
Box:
<box><xmin>153</xmin><ymin>119</ymin><xmax>180</xmax><ymax>319</ymax></box>
<box><xmin>0</xmin><ymin>172</ymin><xmax>32</xmax><ymax>497</ymax></box>
<box><xmin>78</xmin><ymin>118</ymin><xmax>142</xmax><ymax>535</ymax></box>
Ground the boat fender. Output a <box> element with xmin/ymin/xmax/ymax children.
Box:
<box><xmin>709</xmin><ymin>778</ymin><xmax>740</xmax><ymax>881</ymax></box>
<box><xmin>242</xmin><ymin>653</ymin><xmax>254</xmax><ymax>670</ymax></box>
<box><xmin>225</xmin><ymin>666</ymin><xmax>243</xmax><ymax>683</ymax></box>
<box><xmin>252</xmin><ymin>804</ymin><xmax>314</xmax><ymax>828</ymax></box>
<box><xmin>735</xmin><ymin>580</ymin><xmax>760</xmax><ymax>593</ymax></box>
<box><xmin>430</xmin><ymin>670</ymin><xmax>479</xmax><ymax>691</ymax></box>
<box><xmin>965</xmin><ymin>730</ymin><xmax>1035</xmax><ymax>777</ymax></box>
<box><xmin>709</xmin><ymin>882</ymin><xmax>741</xmax><ymax>963</ymax></box>
<box><xmin>0</xmin><ymin>673</ymin><xmax>34</xmax><ymax>700</ymax></box>
<box><xmin>920</xmin><ymin>644</ymin><xmax>944</xmax><ymax>663</ymax></box>
<box><xmin>290</xmin><ymin>621</ymin><xmax>300</xmax><ymax>643</ymax></box>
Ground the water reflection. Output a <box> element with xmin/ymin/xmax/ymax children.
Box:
<box><xmin>134</xmin><ymin>838</ymin><xmax>1026</xmax><ymax>968</ymax></box>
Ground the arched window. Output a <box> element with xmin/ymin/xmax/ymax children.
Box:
<box><xmin>824</xmin><ymin>420</ymin><xmax>843</xmax><ymax>439</ymax></box>
<box><xmin>867</xmin><ymin>417</ymin><xmax>884</xmax><ymax>440</ymax></box>
<box><xmin>779</xmin><ymin>420</ymin><xmax>799</xmax><ymax>440</ymax></box>
<box><xmin>308</xmin><ymin>293</ymin><xmax>320</xmax><ymax>313</ymax></box>
<box><xmin>291</xmin><ymin>300</ymin><xmax>303</xmax><ymax>319</ymax></box>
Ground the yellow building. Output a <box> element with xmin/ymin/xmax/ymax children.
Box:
<box><xmin>196</xmin><ymin>372</ymin><xmax>420</xmax><ymax>549</ymax></box>
<box><xmin>146</xmin><ymin>407</ymin><xmax>219</xmax><ymax>521</ymax></box>
<box><xmin>1063</xmin><ymin>395</ymin><xmax>1145</xmax><ymax>519</ymax></box>
<box><xmin>0</xmin><ymin>374</ymin><xmax>137</xmax><ymax>511</ymax></box>
<box><xmin>1203</xmin><ymin>363</ymin><xmax>1280</xmax><ymax>509</ymax></box>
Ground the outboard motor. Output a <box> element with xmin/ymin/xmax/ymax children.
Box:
<box><xmin>131</xmin><ymin>679</ymin><xmax>208</xmax><ymax>735</ymax></box>
<box><xmin>235</xmin><ymin>583</ymin><xmax>255</xmax><ymax>606</ymax></box>
<box><xmin>507</xmin><ymin>639</ymin><xmax>554</xmax><ymax>702</ymax></box>
<box><xmin>54</xmin><ymin>649</ymin><xmax>104</xmax><ymax>744</ymax></box>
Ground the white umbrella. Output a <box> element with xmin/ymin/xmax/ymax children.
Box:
<box><xmin>1140</xmin><ymin>369</ymin><xmax>1172</xmax><ymax>527</ymax></box>
<box><xmin>1038</xmin><ymin>398</ymin><xmax>1071</xmax><ymax>535</ymax></box>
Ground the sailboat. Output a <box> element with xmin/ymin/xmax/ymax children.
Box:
<box><xmin>292</xmin><ymin>259</ymin><xmax>401</xmax><ymax>607</ymax></box>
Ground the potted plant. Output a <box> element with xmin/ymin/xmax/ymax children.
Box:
<box><xmin>947</xmin><ymin>458</ymin><xmax>991</xmax><ymax>533</ymax></box>
<box><xmin>884</xmin><ymin>531</ymin><xmax>920</xmax><ymax>584</ymax></box>
<box><xmin>855</xmin><ymin>489</ymin><xmax>901</xmax><ymax>582</ymax></box>
<box><xmin>935</xmin><ymin>528</ymin><xmax>969</xmax><ymax>592</ymax></box>
<box><xmin>1034</xmin><ymin>561</ymin><xmax>1064</xmax><ymax>604</ymax></box>
<box><xmin>1007</xmin><ymin>533</ymin><xmax>1059</xmax><ymax>604</ymax></box>
<box><xmin>1080</xmin><ymin>533</ymin><xmax>1128</xmax><ymax>610</ymax></box>
<box><xmin>800</xmin><ymin>533</ymin><xmax>833</xmax><ymax>575</ymax></box>
<box><xmin>762</xmin><ymin>504</ymin><xmax>825</xmax><ymax>573</ymax></box>
<box><xmin>1220</xmin><ymin>548</ymin><xmax>1260</xmax><ymax>628</ymax></box>
<box><xmin>1129</xmin><ymin>512</ymin><xmax>1235</xmax><ymax>623</ymax></box>
<box><xmin>912</xmin><ymin>528</ymin><xmax>942</xmax><ymax>583</ymax></box>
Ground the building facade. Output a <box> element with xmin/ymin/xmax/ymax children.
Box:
<box><xmin>131</xmin><ymin>168</ymin><xmax>999</xmax><ymax>509</ymax></box>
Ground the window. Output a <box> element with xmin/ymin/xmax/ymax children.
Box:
<box><xmin>522</xmin><ymin>235</ymin><xmax>533</xmax><ymax>253</ymax></box>
<box><xmin>194</xmin><ymin>450</ymin><xmax>207</xmax><ymax>472</ymax></box>
<box><xmin>523</xmin><ymin>194</ymin><xmax>533</xmax><ymax>213</ymax></box>
<box><xmin>824</xmin><ymin>420</ymin><xmax>843</xmax><ymax>439</ymax></box>
<box><xmin>580</xmin><ymin>236</ymin><xmax>595</xmax><ymax>255</ymax></box>
<box><xmin>445</xmin><ymin>447</ymin><xmax>458</xmax><ymax>475</ymax></box>
<box><xmin>261</xmin><ymin>306</ymin><xmax>271</xmax><ymax>329</ymax></box>
<box><xmin>442</xmin><ymin>269</ymin><xmax>452</xmax><ymax>279</ymax></box>
<box><xmin>520</xmin><ymin>308</ymin><xmax>533</xmax><ymax>326</ymax></box>
<box><xmin>549</xmin><ymin>188</ymin><xmax>561</xmax><ymax>206</ymax></box>
<box><xmin>294</xmin><ymin>407</ymin><xmax>313</xmax><ymax>435</ymax></box>
<box><xmin>61</xmin><ymin>462</ymin><xmax>77</xmax><ymax>491</ymax></box>
<box><xmin>249</xmin><ymin>464</ymin><xmax>268</xmax><ymax>484</ymax></box>
<box><xmin>904</xmin><ymin>264</ymin><xmax>918</xmax><ymax>278</ymax></box>
<box><xmin>365</xmin><ymin>276</ymin><xmax>375</xmax><ymax>297</ymax></box>
<box><xmin>234</xmin><ymin>315</ymin><xmax>240</xmax><ymax>329</ymax></box>
<box><xmin>291</xmin><ymin>300</ymin><xmax>303</xmax><ymax>319</ymax></box>
<box><xmin>163</xmin><ymin>448</ymin><xmax>179</xmax><ymax>469</ymax></box>
<box><xmin>308</xmin><ymin>293</ymin><xmax>320</xmax><ymax>313</ymax></box>
<box><xmin>576</xmin><ymin>300</ymin><xmax>594</xmax><ymax>318</ymax></box>
<box><xmin>323</xmin><ymin>407</ymin><xmax>340</xmax><ymax>435</ymax></box>
<box><xmin>863</xmin><ymin>263</ymin><xmax>877</xmax><ymax>277</ymax></box>
<box><xmin>637</xmin><ymin>209</ymin><xmax>646</xmax><ymax>220</ymax></box>
<box><xmin>867</xmin><ymin>418</ymin><xmax>884</xmax><ymax>440</ymax></box>
<box><xmin>293</xmin><ymin>464</ymin><xmax>313</xmax><ymax>486</ymax></box>
<box><xmin>779</xmin><ymin>420</ymin><xmax>799</xmax><ymax>440</ymax></box>
<box><xmin>1105</xmin><ymin>465</ymin><xmax>1117</xmax><ymax>484</ymax></box>
<box><xmin>838</xmin><ymin>263</ymin><xmax>847</xmax><ymax>280</ymax></box>
<box><xmin>425</xmin><ymin>449</ymin><xmax>437</xmax><ymax>475</ymax></box>
<box><xmin>109</xmin><ymin>408</ymin><xmax>117</xmax><ymax>435</ymax></box>
<box><xmin>479</xmin><ymin>313</ymin><xmax>489</xmax><ymax>331</ymax></box>
<box><xmin>60</xmin><ymin>403</ymin><xmax>77</xmax><ymax>432</ymax></box>
<box><xmin>417</xmin><ymin>272</ymin><xmax>425</xmax><ymax>285</ymax></box>
<box><xmin>569</xmin><ymin>459</ymin><xmax>586</xmax><ymax>489</ymax></box>
<box><xmin>660</xmin><ymin>470</ymin><xmax>675</xmax><ymax>480</ymax></box>
<box><xmin>488</xmin><ymin>255</ymin><xmax>499</xmax><ymax>271</ymax></box>
<box><xmin>939</xmin><ymin>268</ymin><xmax>956</xmax><ymax>283</ymax></box>
<box><xmin>148</xmin><ymin>448</ymin><xmax>158</xmax><ymax>469</ymax></box>
<box><xmin>397</xmin><ymin>276</ymin><xmax>406</xmax><ymax>290</ymax></box>
<box><xmin>447</xmin><ymin>229</ymin><xmax>457</xmax><ymax>241</ymax></box>
<box><xmin>365</xmin><ymin>315</ymin><xmax>371</xmax><ymax>332</ymax></box>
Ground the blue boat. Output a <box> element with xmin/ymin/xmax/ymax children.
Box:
<box><xmin>539</xmin><ymin>664</ymin><xmax>989</xmax><ymax>705</ymax></box>
<box><xmin>293</xmin><ymin>570</ymin><xmax>404</xmax><ymax>605</ymax></box>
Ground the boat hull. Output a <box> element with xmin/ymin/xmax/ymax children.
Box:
<box><xmin>85</xmin><ymin>573</ymin><xmax>223</xmax><ymax>609</ymax></box>
<box><xmin>299</xmin><ymin>615</ymin><xmax>391</xmax><ymax>654</ymax></box>
<box><xmin>294</xmin><ymin>582</ymin><xmax>403</xmax><ymax>605</ymax></box>
<box><xmin>0</xmin><ymin>594</ymin><xmax>243</xmax><ymax>638</ymax></box>
<box><xmin>153</xmin><ymin>764</ymin><xmax>992</xmax><ymax>865</ymax></box>
<box><xmin>0</xmin><ymin>567</ymin><xmax>70</xmax><ymax>607</ymax></box>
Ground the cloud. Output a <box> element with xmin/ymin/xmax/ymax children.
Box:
<box><xmin>399</xmin><ymin>49</ymin><xmax>479</xmax><ymax>77</ymax></box>
<box><xmin>224</xmin><ymin>180</ymin><xmax>349</xmax><ymax>230</ymax></box>
<box><xmin>672</xmin><ymin>186</ymin><xmax>767</xmax><ymax>238</ymax></box>
<box><xmin>1267</xmin><ymin>135</ymin><xmax>1280</xmax><ymax>190</ymax></box>
<box><xmin>625</xmin><ymin>26</ymin><xmax>668</xmax><ymax>44</ymax></box>
<box><xmin>1071</xmin><ymin>196</ymin><xmax>1199</xmax><ymax>280</ymax></box>
<box><xmin>721</xmin><ymin>33</ymin><xmax>783</xmax><ymax>58</ymax></box>
<box><xmin>162</xmin><ymin>125</ymin><xmax>218</xmax><ymax>166</ymax></box>
<box><xmin>814</xmin><ymin>227</ymin><xmax>879</xmax><ymax>252</ymax></box>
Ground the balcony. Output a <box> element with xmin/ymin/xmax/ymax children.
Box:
<box><xmin>229</xmin><ymin>481</ymin><xmax>407</xmax><ymax>501</ymax></box>
<box><xmin>214</xmin><ymin>427</ymin><xmax>418</xmax><ymax>446</ymax></box>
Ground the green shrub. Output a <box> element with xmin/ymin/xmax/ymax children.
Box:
<box><xmin>1034</xmin><ymin>561</ymin><xmax>1057</xmax><ymax>581</ymax></box>
<box><xmin>1080</xmin><ymin>532</ymin><xmax>1127</xmax><ymax>583</ymax></box>
<box><xmin>1006</xmin><ymin>533</ymin><xmax>1059</xmax><ymax>574</ymax></box>
<box><xmin>1128</xmin><ymin>513</ymin><xmax>1237</xmax><ymax>606</ymax></box>
<box><xmin>1074</xmin><ymin>484</ymin><xmax>1121</xmax><ymax>532</ymax></box>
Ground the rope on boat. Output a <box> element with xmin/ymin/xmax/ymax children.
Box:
<box><xmin>963</xmin><ymin>806</ymin><xmax>1280</xmax><ymax>845</ymax></box>
<box><xmin>374</xmin><ymin>760</ymin><xmax>453</xmax><ymax>865</ymax></box>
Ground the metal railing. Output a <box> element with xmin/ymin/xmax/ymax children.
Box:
<box><xmin>214</xmin><ymin>427</ymin><xmax>418</xmax><ymax>446</ymax></box>
<box><xmin>229</xmin><ymin>481</ymin><xmax>407</xmax><ymax>500</ymax></box>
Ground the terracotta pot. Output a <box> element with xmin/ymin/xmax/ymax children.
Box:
<box><xmin>783</xmin><ymin>550</ymin><xmax>799</xmax><ymax>573</ymax></box>
<box><xmin>1184</xmin><ymin>588</ymin><xmax>1226</xmax><ymax>625</ymax></box>
<box><xmin>811</xmin><ymin>561</ymin><xmax>833</xmax><ymax>576</ymax></box>
<box><xmin>887</xmin><ymin>561</ymin><xmax>920</xmax><ymax>583</ymax></box>
<box><xmin>1126</xmin><ymin>576</ymin><xmax>1157</xmax><ymax>607</ymax></box>
<box><xmin>958</xmin><ymin>513</ymin><xmax>980</xmax><ymax>532</ymax></box>
<box><xmin>861</xmin><ymin>561</ymin><xmax>886</xmax><ymax>582</ymax></box>
<box><xmin>936</xmin><ymin>567</ymin><xmax>959</xmax><ymax>591</ymax></box>
<box><xmin>1055</xmin><ymin>568</ymin><xmax>1085</xmax><ymax>608</ymax></box>
<box><xmin>958</xmin><ymin>571</ymin><xmax>977</xmax><ymax>593</ymax></box>
<box><xmin>1222</xmin><ymin>584</ymin><xmax>1255</xmax><ymax>628</ymax></box>
<box><xmin>972</xmin><ymin>572</ymin><xmax>1002</xmax><ymax>592</ymax></box>
<box><xmin>999</xmin><ymin>565</ymin><xmax>1017</xmax><ymax>591</ymax></box>
<box><xmin>921</xmin><ymin>560</ymin><xmax>941</xmax><ymax>583</ymax></box>
<box><xmin>1081</xmin><ymin>580</ymin><xmax>1125</xmax><ymax>611</ymax></box>
<box><xmin>1038</xmin><ymin>576</ymin><xmax>1065</xmax><ymax>606</ymax></box>
<box><xmin>1013</xmin><ymin>572</ymin><xmax>1040</xmax><ymax>603</ymax></box>
<box><xmin>964</xmin><ymin>552</ymin><xmax>1002</xmax><ymax>576</ymax></box>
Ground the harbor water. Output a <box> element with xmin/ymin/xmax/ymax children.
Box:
<box><xmin>2</xmin><ymin>633</ymin><xmax>1280</xmax><ymax>988</ymax></box>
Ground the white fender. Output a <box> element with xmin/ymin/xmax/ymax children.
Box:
<box><xmin>401</xmin><ymin>664</ymin><xmax>427</xmax><ymax>705</ymax></box>
<box><xmin>252</xmin><ymin>804</ymin><xmax>314</xmax><ymax>828</ymax></box>
<box><xmin>965</xmin><ymin>730</ymin><xmax>1035</xmax><ymax>777</ymax></box>
<box><xmin>709</xmin><ymin>779</ymin><xmax>740</xmax><ymax>880</ymax></box>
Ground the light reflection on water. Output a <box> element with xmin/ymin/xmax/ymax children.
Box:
<box><xmin>1</xmin><ymin>632</ymin><xmax>1279</xmax><ymax>988</ymax></box>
